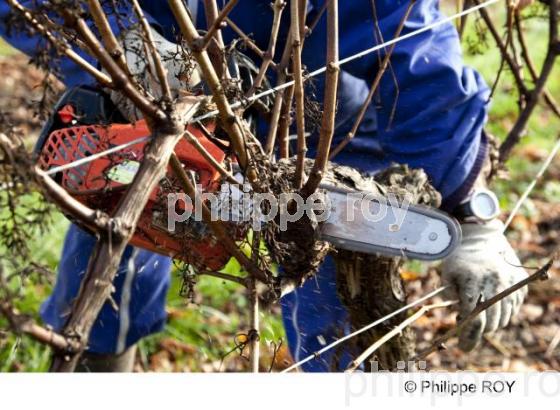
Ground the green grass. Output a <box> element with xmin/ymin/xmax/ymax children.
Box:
<box><xmin>0</xmin><ymin>39</ymin><xmax>15</xmax><ymax>56</ymax></box>
<box><xmin>0</xmin><ymin>208</ymin><xmax>68</xmax><ymax>371</ymax></box>
<box><xmin>1</xmin><ymin>3</ymin><xmax>559</xmax><ymax>371</ymax></box>
<box><xmin>447</xmin><ymin>3</ymin><xmax>560</xmax><ymax>229</ymax></box>
<box><xmin>0</xmin><ymin>190</ymin><xmax>285</xmax><ymax>371</ymax></box>
<box><xmin>0</xmin><ymin>203</ymin><xmax>285</xmax><ymax>371</ymax></box>
<box><xmin>0</xmin><ymin>36</ymin><xmax>286</xmax><ymax>371</ymax></box>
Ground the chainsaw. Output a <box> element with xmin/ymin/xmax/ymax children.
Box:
<box><xmin>35</xmin><ymin>85</ymin><xmax>461</xmax><ymax>271</ymax></box>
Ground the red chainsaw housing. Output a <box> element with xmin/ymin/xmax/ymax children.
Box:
<box><xmin>37</xmin><ymin>116</ymin><xmax>234</xmax><ymax>270</ymax></box>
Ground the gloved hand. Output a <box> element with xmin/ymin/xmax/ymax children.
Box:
<box><xmin>111</xmin><ymin>26</ymin><xmax>201</xmax><ymax>121</ymax></box>
<box><xmin>441</xmin><ymin>219</ymin><xmax>528</xmax><ymax>351</ymax></box>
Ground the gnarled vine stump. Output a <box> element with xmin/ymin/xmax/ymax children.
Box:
<box><xmin>325</xmin><ymin>164</ymin><xmax>441</xmax><ymax>371</ymax></box>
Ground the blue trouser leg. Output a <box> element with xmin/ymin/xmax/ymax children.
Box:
<box><xmin>280</xmin><ymin>255</ymin><xmax>355</xmax><ymax>372</ymax></box>
<box><xmin>43</xmin><ymin>223</ymin><xmax>354</xmax><ymax>369</ymax></box>
<box><xmin>40</xmin><ymin>224</ymin><xmax>172</xmax><ymax>354</ymax></box>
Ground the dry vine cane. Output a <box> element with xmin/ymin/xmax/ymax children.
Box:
<box><xmin>0</xmin><ymin>0</ymin><xmax>341</xmax><ymax>372</ymax></box>
<box><xmin>1</xmin><ymin>0</ymin><xmax>556</xmax><ymax>373</ymax></box>
<box><xmin>468</xmin><ymin>0</ymin><xmax>560</xmax><ymax>161</ymax></box>
<box><xmin>2</xmin><ymin>0</ymin><xmax>260</xmax><ymax>372</ymax></box>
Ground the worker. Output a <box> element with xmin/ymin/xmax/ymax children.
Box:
<box><xmin>0</xmin><ymin>0</ymin><xmax>530</xmax><ymax>371</ymax></box>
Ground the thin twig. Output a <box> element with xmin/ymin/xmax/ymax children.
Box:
<box><xmin>515</xmin><ymin>12</ymin><xmax>560</xmax><ymax>118</ymax></box>
<box><xmin>272</xmin><ymin>0</ymin><xmax>308</xmax><ymax>162</ymax></box>
<box><xmin>264</xmin><ymin>86</ymin><xmax>288</xmax><ymax>156</ymax></box>
<box><xmin>300</xmin><ymin>0</ymin><xmax>340</xmax><ymax>196</ymax></box>
<box><xmin>458</xmin><ymin>0</ymin><xmax>473</xmax><ymax>39</ymax></box>
<box><xmin>184</xmin><ymin>130</ymin><xmax>239</xmax><ymax>185</ymax></box>
<box><xmin>489</xmin><ymin>4</ymin><xmax>520</xmax><ymax>101</ymax></box>
<box><xmin>281</xmin><ymin>286</ymin><xmax>448</xmax><ymax>373</ymax></box>
<box><xmin>473</xmin><ymin>0</ymin><xmax>529</xmax><ymax>101</ymax></box>
<box><xmin>291</xmin><ymin>0</ymin><xmax>307</xmax><ymax>188</ymax></box>
<box><xmin>504</xmin><ymin>134</ymin><xmax>560</xmax><ymax>229</ymax></box>
<box><xmin>346</xmin><ymin>300</ymin><xmax>457</xmax><ymax>372</ymax></box>
<box><xmin>201</xmin><ymin>0</ymin><xmax>231</xmax><ymax>78</ymax></box>
<box><xmin>329</xmin><ymin>0</ymin><xmax>415</xmax><ymax>161</ymax></box>
<box><xmin>277</xmin><ymin>85</ymin><xmax>294</xmax><ymax>159</ymax></box>
<box><xmin>545</xmin><ymin>326</ymin><xmax>560</xmax><ymax>358</ymax></box>
<box><xmin>248</xmin><ymin>276</ymin><xmax>260</xmax><ymax>372</ymax></box>
<box><xmin>413</xmin><ymin>258</ymin><xmax>554</xmax><ymax>361</ymax></box>
<box><xmin>247</xmin><ymin>0</ymin><xmax>285</xmax><ymax>97</ymax></box>
<box><xmin>168</xmin><ymin>154</ymin><xmax>270</xmax><ymax>283</ymax></box>
<box><xmin>267</xmin><ymin>339</ymin><xmax>283</xmax><ymax>372</ymax></box>
<box><xmin>307</xmin><ymin>0</ymin><xmax>329</xmax><ymax>34</ymax></box>
<box><xmin>224</xmin><ymin>17</ymin><xmax>274</xmax><ymax>67</ymax></box>
<box><xmin>199</xmin><ymin>270</ymin><xmax>247</xmax><ymax>286</ymax></box>
<box><xmin>500</xmin><ymin>0</ymin><xmax>560</xmax><ymax>161</ymax></box>
<box><xmin>131</xmin><ymin>0</ymin><xmax>173</xmax><ymax>103</ymax></box>
<box><xmin>6</xmin><ymin>0</ymin><xmax>113</xmax><ymax>86</ymax></box>
<box><xmin>200</xmin><ymin>0</ymin><xmax>240</xmax><ymax>50</ymax></box>
<box><xmin>264</xmin><ymin>30</ymin><xmax>294</xmax><ymax>157</ymax></box>
<box><xmin>87</xmin><ymin>0</ymin><xmax>129</xmax><ymax>75</ymax></box>
<box><xmin>202</xmin><ymin>0</ymin><xmax>226</xmax><ymax>48</ymax></box>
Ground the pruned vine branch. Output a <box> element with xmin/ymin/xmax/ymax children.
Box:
<box><xmin>414</xmin><ymin>257</ymin><xmax>554</xmax><ymax>361</ymax></box>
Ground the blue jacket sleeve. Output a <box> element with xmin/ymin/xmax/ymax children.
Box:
<box><xmin>305</xmin><ymin>0</ymin><xmax>491</xmax><ymax>208</ymax></box>
<box><xmin>2</xmin><ymin>0</ymin><xmax>490</xmax><ymax>208</ymax></box>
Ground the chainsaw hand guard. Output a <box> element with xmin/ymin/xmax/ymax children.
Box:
<box><xmin>36</xmin><ymin>85</ymin><xmax>239</xmax><ymax>271</ymax></box>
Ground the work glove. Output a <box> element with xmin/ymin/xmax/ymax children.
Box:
<box><xmin>441</xmin><ymin>219</ymin><xmax>528</xmax><ymax>351</ymax></box>
<box><xmin>111</xmin><ymin>26</ymin><xmax>202</xmax><ymax>121</ymax></box>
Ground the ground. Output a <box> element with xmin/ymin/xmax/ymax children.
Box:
<box><xmin>0</xmin><ymin>3</ymin><xmax>559</xmax><ymax>372</ymax></box>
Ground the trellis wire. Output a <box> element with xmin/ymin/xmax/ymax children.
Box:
<box><xmin>280</xmin><ymin>286</ymin><xmax>447</xmax><ymax>373</ymax></box>
<box><xmin>503</xmin><ymin>136</ymin><xmax>560</xmax><ymax>231</ymax></box>
<box><xmin>41</xmin><ymin>0</ymin><xmax>500</xmax><ymax>176</ymax></box>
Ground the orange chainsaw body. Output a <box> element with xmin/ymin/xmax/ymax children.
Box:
<box><xmin>36</xmin><ymin>97</ymin><xmax>234</xmax><ymax>270</ymax></box>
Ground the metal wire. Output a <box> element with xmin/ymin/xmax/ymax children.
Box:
<box><xmin>503</xmin><ymin>136</ymin><xmax>560</xmax><ymax>231</ymax></box>
<box><xmin>280</xmin><ymin>286</ymin><xmax>448</xmax><ymax>373</ymax></box>
<box><xmin>37</xmin><ymin>0</ymin><xmax>500</xmax><ymax>176</ymax></box>
<box><xmin>44</xmin><ymin>136</ymin><xmax>150</xmax><ymax>176</ymax></box>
